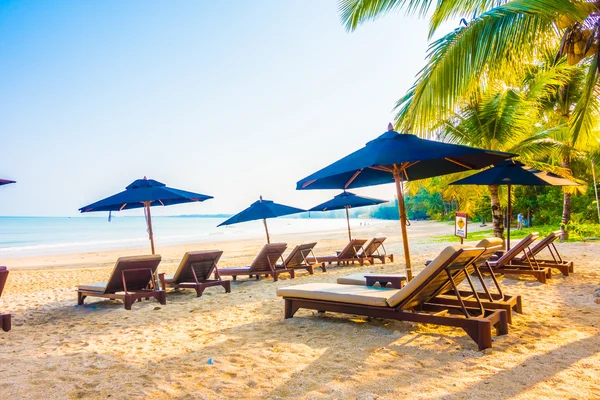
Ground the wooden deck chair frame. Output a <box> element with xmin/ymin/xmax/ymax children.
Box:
<box><xmin>159</xmin><ymin>251</ymin><xmax>231</xmax><ymax>297</ymax></box>
<box><xmin>485</xmin><ymin>233</ymin><xmax>552</xmax><ymax>284</ymax></box>
<box><xmin>427</xmin><ymin>245</ymin><xmax>522</xmax><ymax>324</ymax></box>
<box><xmin>510</xmin><ymin>231</ymin><xmax>573</xmax><ymax>276</ymax></box>
<box><xmin>219</xmin><ymin>243</ymin><xmax>294</xmax><ymax>282</ymax></box>
<box><xmin>0</xmin><ymin>267</ymin><xmax>11</xmax><ymax>332</ymax></box>
<box><xmin>306</xmin><ymin>239</ymin><xmax>373</xmax><ymax>267</ymax></box>
<box><xmin>361</xmin><ymin>237</ymin><xmax>394</xmax><ymax>264</ymax></box>
<box><xmin>77</xmin><ymin>255</ymin><xmax>166</xmax><ymax>310</ymax></box>
<box><xmin>282</xmin><ymin>248</ymin><xmax>509</xmax><ymax>350</ymax></box>
<box><xmin>280</xmin><ymin>243</ymin><xmax>326</xmax><ymax>274</ymax></box>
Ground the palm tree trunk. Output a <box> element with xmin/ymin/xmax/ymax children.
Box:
<box><xmin>489</xmin><ymin>185</ymin><xmax>505</xmax><ymax>245</ymax></box>
<box><xmin>560</xmin><ymin>157</ymin><xmax>572</xmax><ymax>241</ymax></box>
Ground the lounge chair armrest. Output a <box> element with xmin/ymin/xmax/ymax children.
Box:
<box><xmin>365</xmin><ymin>275</ymin><xmax>406</xmax><ymax>289</ymax></box>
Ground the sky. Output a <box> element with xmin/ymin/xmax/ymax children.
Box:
<box><xmin>0</xmin><ymin>0</ymin><xmax>448</xmax><ymax>217</ymax></box>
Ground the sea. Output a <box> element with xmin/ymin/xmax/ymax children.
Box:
<box><xmin>0</xmin><ymin>216</ymin><xmax>380</xmax><ymax>258</ymax></box>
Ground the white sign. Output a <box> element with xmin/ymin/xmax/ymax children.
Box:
<box><xmin>455</xmin><ymin>212</ymin><xmax>468</xmax><ymax>239</ymax></box>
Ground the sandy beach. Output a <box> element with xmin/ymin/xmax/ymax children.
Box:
<box><xmin>0</xmin><ymin>220</ymin><xmax>599</xmax><ymax>399</ymax></box>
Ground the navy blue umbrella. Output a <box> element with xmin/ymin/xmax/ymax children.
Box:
<box><xmin>80</xmin><ymin>177</ymin><xmax>213</xmax><ymax>254</ymax></box>
<box><xmin>450</xmin><ymin>160</ymin><xmax>579</xmax><ymax>249</ymax></box>
<box><xmin>297</xmin><ymin>124</ymin><xmax>515</xmax><ymax>280</ymax></box>
<box><xmin>309</xmin><ymin>191</ymin><xmax>388</xmax><ymax>241</ymax></box>
<box><xmin>218</xmin><ymin>196</ymin><xmax>305</xmax><ymax>243</ymax></box>
<box><xmin>0</xmin><ymin>179</ymin><xmax>15</xmax><ymax>186</ymax></box>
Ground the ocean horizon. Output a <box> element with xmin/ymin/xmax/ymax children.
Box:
<box><xmin>0</xmin><ymin>216</ymin><xmax>384</xmax><ymax>258</ymax></box>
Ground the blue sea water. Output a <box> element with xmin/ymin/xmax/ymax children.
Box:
<box><xmin>0</xmin><ymin>216</ymin><xmax>364</xmax><ymax>258</ymax></box>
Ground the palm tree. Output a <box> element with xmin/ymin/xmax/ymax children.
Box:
<box><xmin>339</xmin><ymin>0</ymin><xmax>599</xmax><ymax>238</ymax></box>
<box><xmin>433</xmin><ymin>67</ymin><xmax>570</xmax><ymax>242</ymax></box>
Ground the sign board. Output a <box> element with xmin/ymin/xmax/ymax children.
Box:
<box><xmin>455</xmin><ymin>212</ymin><xmax>468</xmax><ymax>241</ymax></box>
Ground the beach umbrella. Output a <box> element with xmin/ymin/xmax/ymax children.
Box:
<box><xmin>450</xmin><ymin>160</ymin><xmax>579</xmax><ymax>249</ymax></box>
<box><xmin>79</xmin><ymin>177</ymin><xmax>213</xmax><ymax>254</ymax></box>
<box><xmin>218</xmin><ymin>196</ymin><xmax>305</xmax><ymax>243</ymax></box>
<box><xmin>296</xmin><ymin>124</ymin><xmax>514</xmax><ymax>280</ymax></box>
<box><xmin>0</xmin><ymin>179</ymin><xmax>15</xmax><ymax>186</ymax></box>
<box><xmin>309</xmin><ymin>191</ymin><xmax>388</xmax><ymax>241</ymax></box>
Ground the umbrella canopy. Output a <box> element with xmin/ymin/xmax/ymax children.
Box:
<box><xmin>79</xmin><ymin>177</ymin><xmax>213</xmax><ymax>253</ymax></box>
<box><xmin>297</xmin><ymin>124</ymin><xmax>515</xmax><ymax>280</ymax></box>
<box><xmin>218</xmin><ymin>196</ymin><xmax>305</xmax><ymax>243</ymax></box>
<box><xmin>309</xmin><ymin>191</ymin><xmax>388</xmax><ymax>241</ymax></box>
<box><xmin>0</xmin><ymin>179</ymin><xmax>15</xmax><ymax>186</ymax></box>
<box><xmin>450</xmin><ymin>160</ymin><xmax>579</xmax><ymax>249</ymax></box>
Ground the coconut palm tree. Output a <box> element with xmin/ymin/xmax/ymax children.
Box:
<box><xmin>339</xmin><ymin>0</ymin><xmax>599</xmax><ymax>238</ymax></box>
<box><xmin>432</xmin><ymin>65</ymin><xmax>573</xmax><ymax>242</ymax></box>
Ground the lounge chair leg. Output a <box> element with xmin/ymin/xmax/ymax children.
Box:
<box><xmin>496</xmin><ymin>311</ymin><xmax>509</xmax><ymax>335</ymax></box>
<box><xmin>284</xmin><ymin>299</ymin><xmax>299</xmax><ymax>319</ymax></box>
<box><xmin>320</xmin><ymin>263</ymin><xmax>327</xmax><ymax>272</ymax></box>
<box><xmin>0</xmin><ymin>314</ymin><xmax>11</xmax><ymax>332</ymax></box>
<box><xmin>307</xmin><ymin>266</ymin><xmax>314</xmax><ymax>275</ymax></box>
<box><xmin>77</xmin><ymin>292</ymin><xmax>86</xmax><ymax>306</ymax></box>
<box><xmin>158</xmin><ymin>290</ymin><xmax>166</xmax><ymax>305</ymax></box>
<box><xmin>232</xmin><ymin>276</ymin><xmax>237</xmax><ymax>281</ymax></box>
<box><xmin>195</xmin><ymin>286</ymin><xmax>205</xmax><ymax>297</ymax></box>
<box><xmin>463</xmin><ymin>320</ymin><xmax>493</xmax><ymax>351</ymax></box>
<box><xmin>223</xmin><ymin>281</ymin><xmax>231</xmax><ymax>293</ymax></box>
<box><xmin>515</xmin><ymin>296</ymin><xmax>523</xmax><ymax>314</ymax></box>
<box><xmin>273</xmin><ymin>273</ymin><xmax>278</xmax><ymax>282</ymax></box>
<box><xmin>124</xmin><ymin>295</ymin><xmax>133</xmax><ymax>311</ymax></box>
<box><xmin>389</xmin><ymin>255</ymin><xmax>394</xmax><ymax>263</ymax></box>
<box><xmin>290</xmin><ymin>270</ymin><xmax>295</xmax><ymax>279</ymax></box>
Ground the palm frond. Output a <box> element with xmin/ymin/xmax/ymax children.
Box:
<box><xmin>394</xmin><ymin>0</ymin><xmax>584</xmax><ymax>135</ymax></box>
<box><xmin>338</xmin><ymin>0</ymin><xmax>433</xmax><ymax>31</ymax></box>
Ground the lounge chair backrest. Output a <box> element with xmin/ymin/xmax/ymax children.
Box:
<box><xmin>172</xmin><ymin>251</ymin><xmax>223</xmax><ymax>283</ymax></box>
<box><xmin>518</xmin><ymin>231</ymin><xmax>561</xmax><ymax>261</ymax></box>
<box><xmin>0</xmin><ymin>267</ymin><xmax>8</xmax><ymax>297</ymax></box>
<box><xmin>495</xmin><ymin>233</ymin><xmax>539</xmax><ymax>267</ymax></box>
<box><xmin>475</xmin><ymin>237</ymin><xmax>504</xmax><ymax>249</ymax></box>
<box><xmin>338</xmin><ymin>239</ymin><xmax>368</xmax><ymax>259</ymax></box>
<box><xmin>104</xmin><ymin>255</ymin><xmax>162</xmax><ymax>294</ymax></box>
<box><xmin>361</xmin><ymin>237</ymin><xmax>387</xmax><ymax>257</ymax></box>
<box><xmin>249</xmin><ymin>243</ymin><xmax>288</xmax><ymax>273</ymax></box>
<box><xmin>386</xmin><ymin>246</ymin><xmax>485</xmax><ymax>308</ymax></box>
<box><xmin>283</xmin><ymin>243</ymin><xmax>317</xmax><ymax>268</ymax></box>
<box><xmin>433</xmin><ymin>244</ymin><xmax>502</xmax><ymax>296</ymax></box>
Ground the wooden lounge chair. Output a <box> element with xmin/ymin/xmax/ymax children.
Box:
<box><xmin>0</xmin><ymin>266</ymin><xmax>11</xmax><ymax>332</ymax></box>
<box><xmin>486</xmin><ymin>233</ymin><xmax>552</xmax><ymax>284</ymax></box>
<box><xmin>278</xmin><ymin>243</ymin><xmax>326</xmax><ymax>274</ymax></box>
<box><xmin>337</xmin><ymin>238</ymin><xmax>523</xmax><ymax>324</ymax></box>
<box><xmin>305</xmin><ymin>239</ymin><xmax>372</xmax><ymax>267</ymax></box>
<box><xmin>278</xmin><ymin>246</ymin><xmax>509</xmax><ymax>350</ymax></box>
<box><xmin>509</xmin><ymin>231</ymin><xmax>574</xmax><ymax>276</ymax></box>
<box><xmin>358</xmin><ymin>237</ymin><xmax>394</xmax><ymax>264</ymax></box>
<box><xmin>159</xmin><ymin>251</ymin><xmax>231</xmax><ymax>297</ymax></box>
<box><xmin>77</xmin><ymin>255</ymin><xmax>166</xmax><ymax>310</ymax></box>
<box><xmin>218</xmin><ymin>243</ymin><xmax>294</xmax><ymax>281</ymax></box>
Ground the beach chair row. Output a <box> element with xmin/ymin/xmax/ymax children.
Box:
<box><xmin>75</xmin><ymin>237</ymin><xmax>394</xmax><ymax>310</ymax></box>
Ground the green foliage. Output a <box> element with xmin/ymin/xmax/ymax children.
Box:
<box><xmin>429</xmin><ymin>223</ymin><xmax>600</xmax><ymax>243</ymax></box>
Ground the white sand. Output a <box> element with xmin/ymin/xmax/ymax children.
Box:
<box><xmin>0</xmin><ymin>221</ymin><xmax>598</xmax><ymax>399</ymax></box>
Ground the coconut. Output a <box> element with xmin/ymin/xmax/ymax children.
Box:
<box><xmin>585</xmin><ymin>44</ymin><xmax>599</xmax><ymax>58</ymax></box>
<box><xmin>574</xmin><ymin>40</ymin><xmax>587</xmax><ymax>55</ymax></box>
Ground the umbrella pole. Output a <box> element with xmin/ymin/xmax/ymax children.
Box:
<box><xmin>263</xmin><ymin>218</ymin><xmax>270</xmax><ymax>244</ymax></box>
<box><xmin>394</xmin><ymin>170</ymin><xmax>412</xmax><ymax>281</ymax></box>
<box><xmin>507</xmin><ymin>184</ymin><xmax>511</xmax><ymax>250</ymax></box>
<box><xmin>345</xmin><ymin>206</ymin><xmax>352</xmax><ymax>241</ymax></box>
<box><xmin>145</xmin><ymin>202</ymin><xmax>156</xmax><ymax>255</ymax></box>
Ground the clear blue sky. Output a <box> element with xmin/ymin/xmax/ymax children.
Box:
<box><xmin>0</xmin><ymin>0</ymin><xmax>446</xmax><ymax>217</ymax></box>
